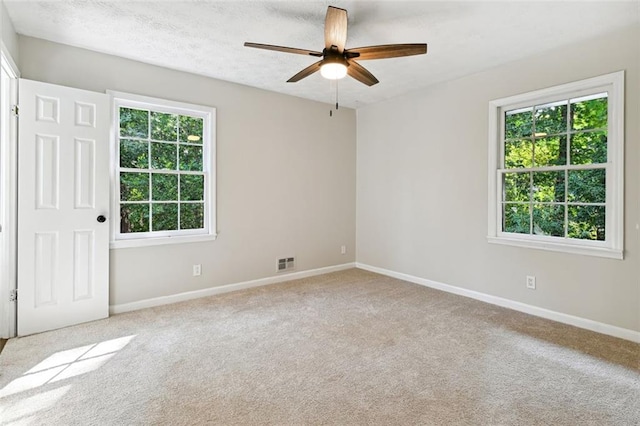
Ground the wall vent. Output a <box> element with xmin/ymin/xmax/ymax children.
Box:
<box><xmin>277</xmin><ymin>257</ymin><xmax>295</xmax><ymax>273</ymax></box>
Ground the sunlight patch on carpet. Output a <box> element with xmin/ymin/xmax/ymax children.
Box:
<box><xmin>0</xmin><ymin>385</ymin><xmax>70</xmax><ymax>424</ymax></box>
<box><xmin>0</xmin><ymin>335</ymin><xmax>135</xmax><ymax>398</ymax></box>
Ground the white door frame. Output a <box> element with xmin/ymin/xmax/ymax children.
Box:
<box><xmin>0</xmin><ymin>42</ymin><xmax>19</xmax><ymax>338</ymax></box>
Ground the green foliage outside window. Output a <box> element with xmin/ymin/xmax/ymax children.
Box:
<box><xmin>120</xmin><ymin>108</ymin><xmax>148</xmax><ymax>138</ymax></box>
<box><xmin>502</xmin><ymin>95</ymin><xmax>607</xmax><ymax>241</ymax></box>
<box><xmin>151</xmin><ymin>142</ymin><xmax>177</xmax><ymax>170</ymax></box>
<box><xmin>533</xmin><ymin>204</ymin><xmax>565</xmax><ymax>237</ymax></box>
<box><xmin>119</xmin><ymin>106</ymin><xmax>206</xmax><ymax>234</ymax></box>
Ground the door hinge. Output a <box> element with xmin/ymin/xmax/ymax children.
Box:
<box><xmin>11</xmin><ymin>104</ymin><xmax>18</xmax><ymax>116</ymax></box>
<box><xmin>9</xmin><ymin>289</ymin><xmax>17</xmax><ymax>302</ymax></box>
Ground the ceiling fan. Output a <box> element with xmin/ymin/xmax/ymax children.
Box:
<box><xmin>244</xmin><ymin>6</ymin><xmax>427</xmax><ymax>86</ymax></box>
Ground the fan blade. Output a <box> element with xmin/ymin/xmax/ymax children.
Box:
<box><xmin>287</xmin><ymin>60</ymin><xmax>323</xmax><ymax>83</ymax></box>
<box><xmin>346</xmin><ymin>43</ymin><xmax>427</xmax><ymax>60</ymax></box>
<box><xmin>347</xmin><ymin>60</ymin><xmax>379</xmax><ymax>86</ymax></box>
<box><xmin>244</xmin><ymin>42</ymin><xmax>323</xmax><ymax>57</ymax></box>
<box><xmin>325</xmin><ymin>6</ymin><xmax>348</xmax><ymax>53</ymax></box>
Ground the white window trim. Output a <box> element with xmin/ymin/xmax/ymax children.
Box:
<box><xmin>108</xmin><ymin>90</ymin><xmax>217</xmax><ymax>249</ymax></box>
<box><xmin>487</xmin><ymin>71</ymin><xmax>624</xmax><ymax>259</ymax></box>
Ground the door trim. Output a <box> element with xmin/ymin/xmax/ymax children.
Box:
<box><xmin>0</xmin><ymin>42</ymin><xmax>19</xmax><ymax>338</ymax></box>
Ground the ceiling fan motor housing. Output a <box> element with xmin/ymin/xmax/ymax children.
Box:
<box><xmin>323</xmin><ymin>50</ymin><xmax>349</xmax><ymax>66</ymax></box>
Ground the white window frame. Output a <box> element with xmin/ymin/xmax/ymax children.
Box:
<box><xmin>109</xmin><ymin>91</ymin><xmax>216</xmax><ymax>249</ymax></box>
<box><xmin>487</xmin><ymin>71</ymin><xmax>624</xmax><ymax>259</ymax></box>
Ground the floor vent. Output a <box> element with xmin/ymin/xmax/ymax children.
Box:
<box><xmin>277</xmin><ymin>257</ymin><xmax>295</xmax><ymax>273</ymax></box>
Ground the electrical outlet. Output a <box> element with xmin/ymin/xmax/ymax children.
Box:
<box><xmin>193</xmin><ymin>264</ymin><xmax>201</xmax><ymax>276</ymax></box>
<box><xmin>526</xmin><ymin>275</ymin><xmax>536</xmax><ymax>289</ymax></box>
<box><xmin>341</xmin><ymin>245</ymin><xmax>347</xmax><ymax>255</ymax></box>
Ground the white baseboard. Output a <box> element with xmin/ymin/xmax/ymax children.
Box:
<box><xmin>356</xmin><ymin>263</ymin><xmax>640</xmax><ymax>344</ymax></box>
<box><xmin>110</xmin><ymin>262</ymin><xmax>356</xmax><ymax>315</ymax></box>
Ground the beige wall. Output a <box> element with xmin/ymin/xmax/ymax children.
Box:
<box><xmin>356</xmin><ymin>25</ymin><xmax>640</xmax><ymax>332</ymax></box>
<box><xmin>18</xmin><ymin>36</ymin><xmax>357</xmax><ymax>306</ymax></box>
<box><xmin>1</xmin><ymin>1</ymin><xmax>18</xmax><ymax>63</ymax></box>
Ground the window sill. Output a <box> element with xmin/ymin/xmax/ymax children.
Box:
<box><xmin>110</xmin><ymin>233</ymin><xmax>217</xmax><ymax>249</ymax></box>
<box><xmin>487</xmin><ymin>236</ymin><xmax>623</xmax><ymax>260</ymax></box>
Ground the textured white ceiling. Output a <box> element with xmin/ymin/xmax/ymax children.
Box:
<box><xmin>5</xmin><ymin>1</ymin><xmax>639</xmax><ymax>108</ymax></box>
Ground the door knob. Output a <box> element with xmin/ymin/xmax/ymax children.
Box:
<box><xmin>97</xmin><ymin>215</ymin><xmax>107</xmax><ymax>223</ymax></box>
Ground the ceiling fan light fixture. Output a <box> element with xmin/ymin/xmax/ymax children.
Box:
<box><xmin>320</xmin><ymin>62</ymin><xmax>347</xmax><ymax>80</ymax></box>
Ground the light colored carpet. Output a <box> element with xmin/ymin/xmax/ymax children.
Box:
<box><xmin>0</xmin><ymin>268</ymin><xmax>638</xmax><ymax>425</ymax></box>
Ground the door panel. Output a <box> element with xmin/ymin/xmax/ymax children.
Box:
<box><xmin>18</xmin><ymin>79</ymin><xmax>109</xmax><ymax>336</ymax></box>
<box><xmin>34</xmin><ymin>231</ymin><xmax>58</xmax><ymax>307</ymax></box>
<box><xmin>35</xmin><ymin>134</ymin><xmax>60</xmax><ymax>209</ymax></box>
<box><xmin>74</xmin><ymin>138</ymin><xmax>95</xmax><ymax>209</ymax></box>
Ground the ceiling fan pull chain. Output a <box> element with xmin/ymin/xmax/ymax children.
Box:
<box><xmin>329</xmin><ymin>79</ymin><xmax>336</xmax><ymax>117</ymax></box>
<box><xmin>336</xmin><ymin>79</ymin><xmax>339</xmax><ymax>110</ymax></box>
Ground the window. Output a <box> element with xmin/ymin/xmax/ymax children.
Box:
<box><xmin>110</xmin><ymin>92</ymin><xmax>216</xmax><ymax>247</ymax></box>
<box><xmin>487</xmin><ymin>72</ymin><xmax>624</xmax><ymax>259</ymax></box>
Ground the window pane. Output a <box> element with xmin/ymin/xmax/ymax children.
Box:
<box><xmin>179</xmin><ymin>145</ymin><xmax>203</xmax><ymax>171</ymax></box>
<box><xmin>180</xmin><ymin>203</ymin><xmax>204</xmax><ymax>230</ymax></box>
<box><xmin>152</xmin><ymin>203</ymin><xmax>179</xmax><ymax>231</ymax></box>
<box><xmin>152</xmin><ymin>173</ymin><xmax>178</xmax><ymax>201</ymax></box>
<box><xmin>151</xmin><ymin>142</ymin><xmax>177</xmax><ymax>170</ymax></box>
<box><xmin>534</xmin><ymin>102</ymin><xmax>567</xmax><ymax>136</ymax></box>
<box><xmin>533</xmin><ymin>204</ymin><xmax>564</xmax><ymax>237</ymax></box>
<box><xmin>179</xmin><ymin>115</ymin><xmax>204</xmax><ymax>144</ymax></box>
<box><xmin>120</xmin><ymin>172</ymin><xmax>149</xmax><ymax>201</ymax></box>
<box><xmin>532</xmin><ymin>171</ymin><xmax>565</xmax><ymax>202</ymax></box>
<box><xmin>503</xmin><ymin>172</ymin><xmax>530</xmax><ymax>202</ymax></box>
<box><xmin>534</xmin><ymin>136</ymin><xmax>566</xmax><ymax>167</ymax></box>
<box><xmin>571</xmin><ymin>96</ymin><xmax>607</xmax><ymax>131</ymax></box>
<box><xmin>568</xmin><ymin>169</ymin><xmax>605</xmax><ymax>203</ymax></box>
<box><xmin>568</xmin><ymin>205</ymin><xmax>605</xmax><ymax>240</ymax></box>
<box><xmin>505</xmin><ymin>109</ymin><xmax>533</xmax><ymax>139</ymax></box>
<box><xmin>120</xmin><ymin>108</ymin><xmax>148</xmax><ymax>138</ymax></box>
<box><xmin>504</xmin><ymin>139</ymin><xmax>533</xmax><ymax>168</ymax></box>
<box><xmin>181</xmin><ymin>175</ymin><xmax>204</xmax><ymax>201</ymax></box>
<box><xmin>120</xmin><ymin>139</ymin><xmax>149</xmax><ymax>169</ymax></box>
<box><xmin>120</xmin><ymin>204</ymin><xmax>149</xmax><ymax>233</ymax></box>
<box><xmin>151</xmin><ymin>112</ymin><xmax>178</xmax><ymax>141</ymax></box>
<box><xmin>503</xmin><ymin>203</ymin><xmax>530</xmax><ymax>234</ymax></box>
<box><xmin>570</xmin><ymin>131</ymin><xmax>607</xmax><ymax>165</ymax></box>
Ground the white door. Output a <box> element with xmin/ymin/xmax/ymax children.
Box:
<box><xmin>18</xmin><ymin>79</ymin><xmax>110</xmax><ymax>336</ymax></box>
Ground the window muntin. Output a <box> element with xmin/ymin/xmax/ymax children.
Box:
<box><xmin>487</xmin><ymin>71</ymin><xmax>624</xmax><ymax>259</ymax></box>
<box><xmin>112</xmin><ymin>93</ymin><xmax>215</xmax><ymax>243</ymax></box>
